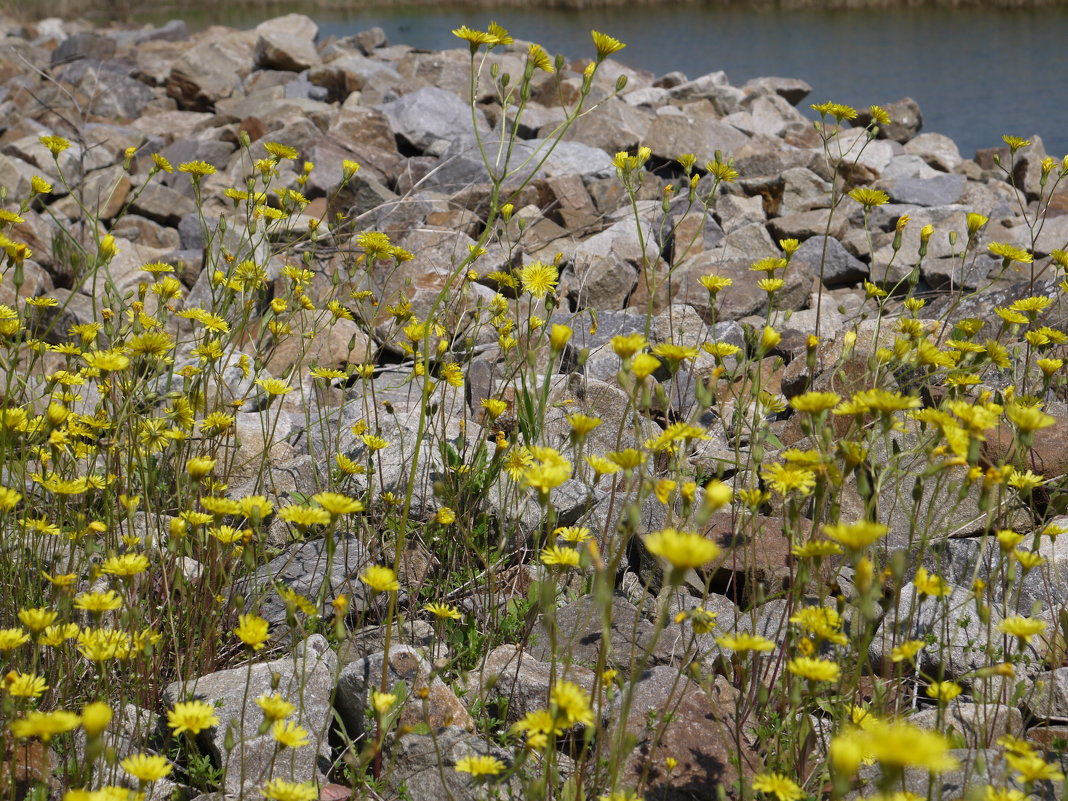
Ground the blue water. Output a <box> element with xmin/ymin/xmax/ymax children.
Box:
<box><xmin>133</xmin><ymin>3</ymin><xmax>1068</xmax><ymax>158</ymax></box>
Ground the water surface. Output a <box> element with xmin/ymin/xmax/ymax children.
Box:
<box><xmin>128</xmin><ymin>3</ymin><xmax>1068</xmax><ymax>157</ymax></box>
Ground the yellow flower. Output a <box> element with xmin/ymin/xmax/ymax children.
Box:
<box><xmin>261</xmin><ymin>778</ymin><xmax>318</xmax><ymax>801</ymax></box>
<box><xmin>752</xmin><ymin>772</ymin><xmax>804</xmax><ymax>801</ymax></box>
<box><xmin>81</xmin><ymin>702</ymin><xmax>113</xmax><ymax>736</ymax></box>
<box><xmin>4</xmin><ymin>671</ymin><xmax>48</xmax><ymax>698</ymax></box>
<box><xmin>551</xmin><ymin>680</ymin><xmax>594</xmax><ymax>727</ymax></box>
<box><xmin>455</xmin><ymin>754</ymin><xmax>506</xmax><ymax>777</ymax></box>
<box><xmin>913</xmin><ymin>567</ymin><xmax>951</xmax><ymax>597</ymax></box>
<box><xmin>256</xmin><ymin>378</ymin><xmax>292</xmax><ymax>396</ymax></box>
<box><xmin>234</xmin><ymin>614</ymin><xmax>269</xmax><ymax>650</ymax></box>
<box><xmin>524</xmin><ymin>447</ymin><xmax>572</xmax><ymax>494</ymax></box>
<box><xmin>178</xmin><ymin>160</ymin><xmax>216</xmax><ymax>177</ymax></box>
<box><xmin>631</xmin><ymin>352</ymin><xmax>660</xmax><ymax>379</ymax></box>
<box><xmin>644</xmin><ymin>528</ymin><xmax>721</xmax><ymax>571</ymax></box>
<box><xmin>790</xmin><ymin>391</ymin><xmax>842</xmax><ymax>414</ymax></box>
<box><xmin>1006</xmin><ymin>753</ymin><xmax>1064</xmax><ymax>783</ymax></box>
<box><xmin>611</xmin><ymin>333</ymin><xmax>647</xmax><ymax>358</ymax></box>
<box><xmin>360</xmin><ymin>565</ymin><xmax>400</xmax><ymax>593</ymax></box>
<box><xmin>435</xmin><ymin>506</ymin><xmax>456</xmax><ymax>525</ymax></box>
<box><xmin>519</xmin><ymin>260</ymin><xmax>558</xmax><ymax>297</ymax></box>
<box><xmin>811</xmin><ymin>101</ymin><xmax>858</xmax><ymax>121</ymax></box>
<box><xmin>312</xmin><ymin>491</ymin><xmax>364</xmax><ymax>516</ymax></box>
<box><xmin>591</xmin><ymin>30</ymin><xmax>626</xmax><ymax>61</ymax></box>
<box><xmin>361</xmin><ymin>434</ymin><xmax>389</xmax><ymax>451</ymax></box>
<box><xmin>101</xmin><ymin>553</ymin><xmax>149</xmax><ymax>578</ymax></box>
<box><xmin>264</xmin><ymin>141</ymin><xmax>298</xmax><ymax>160</ymax></box>
<box><xmin>787</xmin><ymin>656</ymin><xmax>840</xmax><ymax>682</ymax></box>
<box><xmin>716</xmin><ymin>632</ymin><xmax>775</xmax><ymax>653</ymax></box>
<box><xmin>988</xmin><ymin>242</ymin><xmax>1033</xmax><ymax>264</ymax></box>
<box><xmin>568</xmin><ymin>413</ymin><xmax>603</xmax><ymax>437</ymax></box>
<box><xmin>998</xmin><ymin>615</ymin><xmax>1045</xmax><ymax>642</ymax></box>
<box><xmin>256</xmin><ymin>693</ymin><xmax>296</xmax><ymax>722</ymax></box>
<box><xmin>452</xmin><ymin>25</ymin><xmax>498</xmax><ymax>49</ymax></box>
<box><xmin>541</xmin><ymin>545</ymin><xmax>581</xmax><ymax>567</ymax></box>
<box><xmin>167</xmin><ymin>701</ymin><xmax>219</xmax><ymax>736</ymax></box>
<box><xmin>550</xmin><ymin>323</ymin><xmax>572</xmax><ymax>350</ymax></box>
<box><xmin>849</xmin><ymin>188</ymin><xmax>890</xmax><ymax>208</ymax></box>
<box><xmin>121</xmin><ymin>753</ymin><xmax>173</xmax><ymax>782</ymax></box>
<box><xmin>82</xmin><ymin>350</ymin><xmax>130</xmax><ymax>372</ymax></box>
<box><xmin>425</xmin><ymin>603</ymin><xmax>462</xmax><ymax>621</ymax></box>
<box><xmin>279</xmin><ymin>505</ymin><xmax>331</xmax><ymax>528</ymax></box>
<box><xmin>842</xmin><ymin>718</ymin><xmax>958</xmax><ymax>773</ymax></box>
<box><xmin>890</xmin><ymin>640</ymin><xmax>925</xmax><ymax>663</ymax></box>
<box><xmin>868</xmin><ymin>105</ymin><xmax>892</xmax><ymax>126</ymax></box>
<box><xmin>17</xmin><ymin>608</ymin><xmax>57</xmax><ymax>633</ymax></box>
<box><xmin>364</xmin><ymin>690</ymin><xmax>395</xmax><ymax>719</ymax></box>
<box><xmin>1006</xmin><ymin>402</ymin><xmax>1055</xmax><ymax>432</ymax></box>
<box><xmin>761</xmin><ymin>463</ymin><xmax>816</xmax><ymax>496</ymax></box>
<box><xmin>926</xmin><ymin>681</ymin><xmax>963</xmax><ymax>703</ymax></box>
<box><xmin>39</xmin><ymin>135</ymin><xmax>71</xmax><ymax>157</ymax></box>
<box><xmin>760</xmin><ymin>326</ymin><xmax>781</xmax><ymax>351</ymax></box>
<box><xmin>271</xmin><ymin>719</ymin><xmax>310</xmax><ymax>748</ymax></box>
<box><xmin>821</xmin><ymin>519</ymin><xmax>888</xmax><ymax>551</ymax></box>
<box><xmin>10</xmin><ymin>709</ymin><xmax>81</xmax><ymax>742</ymax></box>
<box><xmin>527</xmin><ymin>43</ymin><xmax>554</xmax><ymax>72</ymax></box>
<box><xmin>73</xmin><ymin>590</ymin><xmax>123</xmax><ymax>614</ymax></box>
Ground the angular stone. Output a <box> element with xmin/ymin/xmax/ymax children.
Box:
<box><xmin>236</xmin><ymin>534</ymin><xmax>373</xmax><ymax>627</ymax></box>
<box><xmin>379</xmin><ymin>86</ymin><xmax>486</xmax><ymax>153</ymax></box>
<box><xmin>615</xmin><ymin>666</ymin><xmax>760</xmax><ymax>801</ymax></box>
<box><xmin>743</xmin><ymin>76</ymin><xmax>812</xmax><ymax>106</ymax></box>
<box><xmin>907</xmin><ymin>702</ymin><xmax>1024</xmax><ymax>748</ymax></box>
<box><xmin>381</xmin><ymin>727</ymin><xmax>514</xmax><ymax>801</ymax></box>
<box><xmin>886</xmin><ymin>173</ymin><xmax>966</xmax><ymax>207</ymax></box>
<box><xmin>166</xmin><ymin>38</ymin><xmax>253</xmax><ymax>110</ymax></box>
<box><xmin>905</xmin><ymin>132</ymin><xmax>963</xmax><ymax>172</ymax></box>
<box><xmin>855</xmin><ymin>96</ymin><xmax>923</xmax><ymax>143</ymax></box>
<box><xmin>128</xmin><ymin>181</ymin><xmax>197</xmax><ymax>225</ymax></box>
<box><xmin>790</xmin><ymin>234</ymin><xmax>868</xmax><ymax>286</ymax></box>
<box><xmin>644</xmin><ymin>107</ymin><xmax>749</xmax><ymax>162</ymax></box>
<box><xmin>335</xmin><ymin>646</ymin><xmax>474</xmax><ymax>743</ymax></box>
<box><xmin>529</xmin><ymin>594</ymin><xmax>678</xmax><ymax>674</ymax></box>
<box><xmin>480</xmin><ymin>645</ymin><xmax>596</xmax><ymax>726</ymax></box>
<box><xmin>255</xmin><ymin>31</ymin><xmax>321</xmax><ymax>72</ymax></box>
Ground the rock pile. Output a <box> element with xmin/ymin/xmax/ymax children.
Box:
<box><xmin>3</xmin><ymin>11</ymin><xmax>1068</xmax><ymax>801</ymax></box>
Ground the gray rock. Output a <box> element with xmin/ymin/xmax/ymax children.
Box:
<box><xmin>529</xmin><ymin>594</ymin><xmax>679</xmax><ymax>674</ymax></box>
<box><xmin>255</xmin><ymin>13</ymin><xmax>318</xmax><ymax>42</ymax></box>
<box><xmin>162</xmin><ymin>635</ymin><xmax>336</xmax><ymax>795</ymax></box>
<box><xmin>790</xmin><ymin>235</ymin><xmax>868</xmax><ymax>286</ymax></box>
<box><xmin>379</xmin><ymin>86</ymin><xmax>487</xmax><ymax>153</ymax></box>
<box><xmin>907</xmin><ymin>701</ymin><xmax>1024</xmax><ymax>748</ymax></box>
<box><xmin>905</xmin><ymin>132</ymin><xmax>963</xmax><ymax>172</ymax></box>
<box><xmin>922</xmin><ymin>252</ymin><xmax>997</xmax><ymax>291</ymax></box>
<box><xmin>480</xmin><ymin>645</ymin><xmax>597</xmax><ymax>725</ymax></box>
<box><xmin>382</xmin><ymin>727</ymin><xmax>516</xmax><ymax>801</ymax></box>
<box><xmin>566</xmin><ymin>215</ymin><xmax>657</xmax><ymax>310</ymax></box>
<box><xmin>855</xmin><ymin>97</ymin><xmax>923</xmax><ymax>143</ymax></box>
<box><xmin>644</xmin><ymin>107</ymin><xmax>750</xmax><ymax>162</ymax></box>
<box><xmin>256</xmin><ymin>32</ymin><xmax>321</xmax><ymax>72</ymax></box>
<box><xmin>166</xmin><ymin>37</ymin><xmax>253</xmax><ymax>110</ymax></box>
<box><xmin>335</xmin><ymin>646</ymin><xmax>474</xmax><ymax>743</ymax></box>
<box><xmin>51</xmin><ymin>31</ymin><xmax>116</xmax><ymax>65</ymax></box>
<box><xmin>870</xmin><ymin>582</ymin><xmax>1002</xmax><ymax>680</ymax></box>
<box><xmin>886</xmin><ymin>173</ymin><xmax>967</xmax><ymax>207</ymax></box>
<box><xmin>743</xmin><ymin>76</ymin><xmax>813</xmax><ymax>106</ymax></box>
<box><xmin>236</xmin><ymin>534</ymin><xmax>373</xmax><ymax>628</ymax></box>
<box><xmin>1026</xmin><ymin>669</ymin><xmax>1068</xmax><ymax>721</ymax></box>
<box><xmin>613</xmin><ymin>666</ymin><xmax>760</xmax><ymax>801</ymax></box>
<box><xmin>129</xmin><ymin>181</ymin><xmax>197</xmax><ymax>225</ymax></box>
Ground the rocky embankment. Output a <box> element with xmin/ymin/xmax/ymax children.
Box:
<box><xmin>3</xmin><ymin>11</ymin><xmax>1068</xmax><ymax>801</ymax></box>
